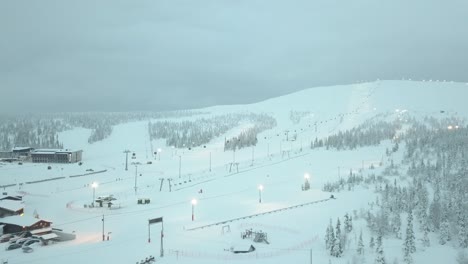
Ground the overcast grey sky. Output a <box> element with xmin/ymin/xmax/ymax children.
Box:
<box><xmin>0</xmin><ymin>0</ymin><xmax>467</xmax><ymax>113</ymax></box>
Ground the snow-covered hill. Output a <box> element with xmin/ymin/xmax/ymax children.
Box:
<box><xmin>1</xmin><ymin>80</ymin><xmax>467</xmax><ymax>264</ymax></box>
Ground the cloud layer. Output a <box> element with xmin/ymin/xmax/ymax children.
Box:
<box><xmin>1</xmin><ymin>0</ymin><xmax>467</xmax><ymax>113</ymax></box>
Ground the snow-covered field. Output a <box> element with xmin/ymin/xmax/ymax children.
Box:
<box><xmin>1</xmin><ymin>80</ymin><xmax>467</xmax><ymax>264</ymax></box>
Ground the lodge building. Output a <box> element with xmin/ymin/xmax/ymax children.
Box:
<box><xmin>31</xmin><ymin>149</ymin><xmax>83</xmax><ymax>163</ymax></box>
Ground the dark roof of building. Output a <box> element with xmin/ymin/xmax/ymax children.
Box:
<box><xmin>0</xmin><ymin>215</ymin><xmax>51</xmax><ymax>227</ymax></box>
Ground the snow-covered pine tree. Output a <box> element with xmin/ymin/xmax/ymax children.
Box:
<box><xmin>402</xmin><ymin>210</ymin><xmax>416</xmax><ymax>263</ymax></box>
<box><xmin>326</xmin><ymin>219</ymin><xmax>334</xmax><ymax>250</ymax></box>
<box><xmin>329</xmin><ymin>222</ymin><xmax>336</xmax><ymax>256</ymax></box>
<box><xmin>376</xmin><ymin>232</ymin><xmax>383</xmax><ymax>253</ymax></box>
<box><xmin>344</xmin><ymin>213</ymin><xmax>350</xmax><ymax>231</ymax></box>
<box><xmin>375</xmin><ymin>240</ymin><xmax>386</xmax><ymax>264</ymax></box>
<box><xmin>404</xmin><ymin>210</ymin><xmax>416</xmax><ymax>254</ymax></box>
<box><xmin>403</xmin><ymin>242</ymin><xmax>413</xmax><ymax>264</ymax></box>
<box><xmin>392</xmin><ymin>211</ymin><xmax>402</xmax><ymax>239</ymax></box>
<box><xmin>416</xmin><ymin>182</ymin><xmax>429</xmax><ymax>225</ymax></box>
<box><xmin>439</xmin><ymin>218</ymin><xmax>451</xmax><ymax>245</ymax></box>
<box><xmin>422</xmin><ymin>226</ymin><xmax>430</xmax><ymax>248</ymax></box>
<box><xmin>333</xmin><ymin>218</ymin><xmax>343</xmax><ymax>257</ymax></box>
<box><xmin>370</xmin><ymin>236</ymin><xmax>375</xmax><ymax>250</ymax></box>
<box><xmin>458</xmin><ymin>214</ymin><xmax>468</xmax><ymax>248</ymax></box>
<box><xmin>344</xmin><ymin>213</ymin><xmax>353</xmax><ymax>233</ymax></box>
<box><xmin>357</xmin><ymin>230</ymin><xmax>365</xmax><ymax>255</ymax></box>
<box><xmin>429</xmin><ymin>185</ymin><xmax>442</xmax><ymax>231</ymax></box>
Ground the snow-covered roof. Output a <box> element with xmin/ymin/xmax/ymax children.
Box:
<box><xmin>0</xmin><ymin>200</ymin><xmax>24</xmax><ymax>212</ymax></box>
<box><xmin>0</xmin><ymin>215</ymin><xmax>51</xmax><ymax>227</ymax></box>
<box><xmin>12</xmin><ymin>147</ymin><xmax>33</xmax><ymax>151</ymax></box>
<box><xmin>32</xmin><ymin>149</ymin><xmax>63</xmax><ymax>153</ymax></box>
<box><xmin>30</xmin><ymin>227</ymin><xmax>52</xmax><ymax>234</ymax></box>
<box><xmin>32</xmin><ymin>149</ymin><xmax>82</xmax><ymax>154</ymax></box>
<box><xmin>35</xmin><ymin>232</ymin><xmax>58</xmax><ymax>240</ymax></box>
<box><xmin>0</xmin><ymin>195</ymin><xmax>23</xmax><ymax>201</ymax></box>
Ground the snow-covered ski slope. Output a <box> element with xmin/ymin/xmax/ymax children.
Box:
<box><xmin>0</xmin><ymin>80</ymin><xmax>466</xmax><ymax>264</ymax></box>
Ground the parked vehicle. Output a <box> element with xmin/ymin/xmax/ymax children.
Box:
<box><xmin>9</xmin><ymin>232</ymin><xmax>29</xmax><ymax>244</ymax></box>
<box><xmin>15</xmin><ymin>237</ymin><xmax>30</xmax><ymax>245</ymax></box>
<box><xmin>0</xmin><ymin>234</ymin><xmax>13</xmax><ymax>243</ymax></box>
<box><xmin>22</xmin><ymin>245</ymin><xmax>33</xmax><ymax>253</ymax></box>
<box><xmin>6</xmin><ymin>243</ymin><xmax>21</xmax><ymax>251</ymax></box>
<box><xmin>21</xmin><ymin>239</ymin><xmax>42</xmax><ymax>248</ymax></box>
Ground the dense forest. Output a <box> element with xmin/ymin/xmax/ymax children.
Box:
<box><xmin>319</xmin><ymin>115</ymin><xmax>468</xmax><ymax>263</ymax></box>
<box><xmin>0</xmin><ymin>111</ymin><xmax>204</xmax><ymax>150</ymax></box>
<box><xmin>148</xmin><ymin>113</ymin><xmax>277</xmax><ymax>150</ymax></box>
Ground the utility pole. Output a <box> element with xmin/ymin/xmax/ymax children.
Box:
<box><xmin>160</xmin><ymin>221</ymin><xmax>164</xmax><ymax>257</ymax></box>
<box><xmin>123</xmin><ymin>150</ymin><xmax>130</xmax><ymax>171</ymax></box>
<box><xmin>134</xmin><ymin>165</ymin><xmax>138</xmax><ymax>194</ymax></box>
<box><xmin>167</xmin><ymin>178</ymin><xmax>172</xmax><ymax>192</ymax></box>
<box><xmin>159</xmin><ymin>178</ymin><xmax>164</xmax><ymax>192</ymax></box>
<box><xmin>102</xmin><ymin>214</ymin><xmax>105</xmax><ymax>241</ymax></box>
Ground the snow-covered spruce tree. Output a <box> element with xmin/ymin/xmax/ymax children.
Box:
<box><xmin>370</xmin><ymin>236</ymin><xmax>375</xmax><ymax>250</ymax></box>
<box><xmin>405</xmin><ymin>211</ymin><xmax>416</xmax><ymax>253</ymax></box>
<box><xmin>415</xmin><ymin>181</ymin><xmax>429</xmax><ymax>225</ymax></box>
<box><xmin>391</xmin><ymin>211</ymin><xmax>402</xmax><ymax>239</ymax></box>
<box><xmin>403</xmin><ymin>243</ymin><xmax>413</xmax><ymax>264</ymax></box>
<box><xmin>375</xmin><ymin>240</ymin><xmax>386</xmax><ymax>264</ymax></box>
<box><xmin>458</xmin><ymin>214</ymin><xmax>468</xmax><ymax>248</ymax></box>
<box><xmin>345</xmin><ymin>213</ymin><xmax>353</xmax><ymax>233</ymax></box>
<box><xmin>326</xmin><ymin>219</ymin><xmax>335</xmax><ymax>250</ymax></box>
<box><xmin>429</xmin><ymin>184</ymin><xmax>442</xmax><ymax>231</ymax></box>
<box><xmin>332</xmin><ymin>218</ymin><xmax>343</xmax><ymax>257</ymax></box>
<box><xmin>421</xmin><ymin>225</ymin><xmax>430</xmax><ymax>248</ymax></box>
<box><xmin>404</xmin><ymin>210</ymin><xmax>416</xmax><ymax>254</ymax></box>
<box><xmin>376</xmin><ymin>231</ymin><xmax>384</xmax><ymax>252</ymax></box>
<box><xmin>439</xmin><ymin>217</ymin><xmax>451</xmax><ymax>245</ymax></box>
<box><xmin>329</xmin><ymin>222</ymin><xmax>336</xmax><ymax>256</ymax></box>
<box><xmin>357</xmin><ymin>230</ymin><xmax>365</xmax><ymax>255</ymax></box>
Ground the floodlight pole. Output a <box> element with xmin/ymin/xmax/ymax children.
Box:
<box><xmin>178</xmin><ymin>155</ymin><xmax>182</xmax><ymax>179</ymax></box>
<box><xmin>92</xmin><ymin>184</ymin><xmax>96</xmax><ymax>206</ymax></box>
<box><xmin>160</xmin><ymin>221</ymin><xmax>164</xmax><ymax>257</ymax></box>
<box><xmin>192</xmin><ymin>203</ymin><xmax>195</xmax><ymax>221</ymax></box>
<box><xmin>134</xmin><ymin>165</ymin><xmax>138</xmax><ymax>194</ymax></box>
<box><xmin>102</xmin><ymin>214</ymin><xmax>105</xmax><ymax>241</ymax></box>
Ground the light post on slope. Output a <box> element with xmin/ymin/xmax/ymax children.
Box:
<box><xmin>178</xmin><ymin>155</ymin><xmax>182</xmax><ymax>179</ymax></box>
<box><xmin>258</xmin><ymin>184</ymin><xmax>264</xmax><ymax>203</ymax></box>
<box><xmin>134</xmin><ymin>164</ymin><xmax>138</xmax><ymax>194</ymax></box>
<box><xmin>303</xmin><ymin>173</ymin><xmax>310</xmax><ymax>191</ymax></box>
<box><xmin>91</xmin><ymin>182</ymin><xmax>98</xmax><ymax>207</ymax></box>
<box><xmin>191</xmin><ymin>199</ymin><xmax>197</xmax><ymax>221</ymax></box>
<box><xmin>157</xmin><ymin>148</ymin><xmax>162</xmax><ymax>161</ymax></box>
